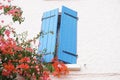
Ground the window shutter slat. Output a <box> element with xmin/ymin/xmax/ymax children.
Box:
<box><xmin>58</xmin><ymin>6</ymin><xmax>77</xmax><ymax>64</ymax></box>
<box><xmin>38</xmin><ymin>9</ymin><xmax>59</xmax><ymax>62</ymax></box>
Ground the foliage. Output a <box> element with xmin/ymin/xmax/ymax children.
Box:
<box><xmin>0</xmin><ymin>0</ymin><xmax>69</xmax><ymax>80</ymax></box>
<box><xmin>0</xmin><ymin>0</ymin><xmax>24</xmax><ymax>24</ymax></box>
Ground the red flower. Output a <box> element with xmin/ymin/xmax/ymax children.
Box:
<box><xmin>43</xmin><ymin>71</ymin><xmax>50</xmax><ymax>80</ymax></box>
<box><xmin>4</xmin><ymin>63</ymin><xmax>15</xmax><ymax>72</ymax></box>
<box><xmin>2</xmin><ymin>63</ymin><xmax>15</xmax><ymax>76</ymax></box>
<box><xmin>17</xmin><ymin>63</ymin><xmax>30</xmax><ymax>70</ymax></box>
<box><xmin>2</xmin><ymin>69</ymin><xmax>11</xmax><ymax>76</ymax></box>
<box><xmin>1</xmin><ymin>38</ymin><xmax>17</xmax><ymax>55</ymax></box>
<box><xmin>52</xmin><ymin>57</ymin><xmax>69</xmax><ymax>77</ymax></box>
<box><xmin>19</xmin><ymin>57</ymin><xmax>30</xmax><ymax>63</ymax></box>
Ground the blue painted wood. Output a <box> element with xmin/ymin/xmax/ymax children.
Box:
<box><xmin>38</xmin><ymin>12</ymin><xmax>47</xmax><ymax>54</ymax></box>
<box><xmin>38</xmin><ymin>9</ymin><xmax>59</xmax><ymax>62</ymax></box>
<box><xmin>58</xmin><ymin>6</ymin><xmax>77</xmax><ymax>64</ymax></box>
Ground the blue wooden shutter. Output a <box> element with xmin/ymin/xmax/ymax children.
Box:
<box><xmin>38</xmin><ymin>9</ymin><xmax>59</xmax><ymax>62</ymax></box>
<box><xmin>58</xmin><ymin>6</ymin><xmax>78</xmax><ymax>64</ymax></box>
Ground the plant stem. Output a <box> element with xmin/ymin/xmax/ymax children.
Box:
<box><xmin>0</xmin><ymin>12</ymin><xmax>4</xmax><ymax>15</ymax></box>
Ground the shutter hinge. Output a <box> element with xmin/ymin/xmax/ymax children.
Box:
<box><xmin>42</xmin><ymin>15</ymin><xmax>56</xmax><ymax>21</ymax></box>
<box><xmin>64</xmin><ymin>12</ymin><xmax>78</xmax><ymax>20</ymax></box>
<box><xmin>44</xmin><ymin>52</ymin><xmax>54</xmax><ymax>55</ymax></box>
<box><xmin>62</xmin><ymin>50</ymin><xmax>78</xmax><ymax>57</ymax></box>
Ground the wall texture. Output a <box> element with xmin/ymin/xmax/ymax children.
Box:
<box><xmin>3</xmin><ymin>0</ymin><xmax>120</xmax><ymax>79</ymax></box>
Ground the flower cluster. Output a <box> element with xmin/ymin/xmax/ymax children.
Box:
<box><xmin>0</xmin><ymin>0</ymin><xmax>24</xmax><ymax>24</ymax></box>
<box><xmin>0</xmin><ymin>0</ymin><xmax>69</xmax><ymax>80</ymax></box>
<box><xmin>52</xmin><ymin>57</ymin><xmax>69</xmax><ymax>77</ymax></box>
<box><xmin>0</xmin><ymin>24</ymin><xmax>69</xmax><ymax>80</ymax></box>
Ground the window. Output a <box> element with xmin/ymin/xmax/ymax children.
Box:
<box><xmin>38</xmin><ymin>6</ymin><xmax>78</xmax><ymax>64</ymax></box>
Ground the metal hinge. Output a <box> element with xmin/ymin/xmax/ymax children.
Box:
<box><xmin>42</xmin><ymin>15</ymin><xmax>55</xmax><ymax>21</ymax></box>
<box><xmin>64</xmin><ymin>12</ymin><xmax>78</xmax><ymax>20</ymax></box>
<box><xmin>62</xmin><ymin>50</ymin><xmax>78</xmax><ymax>57</ymax></box>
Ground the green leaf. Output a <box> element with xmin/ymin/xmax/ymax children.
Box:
<box><xmin>12</xmin><ymin>16</ymin><xmax>19</xmax><ymax>22</ymax></box>
<box><xmin>0</xmin><ymin>27</ymin><xmax>6</xmax><ymax>35</ymax></box>
<box><xmin>4</xmin><ymin>6</ymin><xmax>11</xmax><ymax>14</ymax></box>
<box><xmin>46</xmin><ymin>64</ymin><xmax>54</xmax><ymax>73</ymax></box>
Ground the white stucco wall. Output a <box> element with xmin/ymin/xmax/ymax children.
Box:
<box><xmin>2</xmin><ymin>0</ymin><xmax>120</xmax><ymax>77</ymax></box>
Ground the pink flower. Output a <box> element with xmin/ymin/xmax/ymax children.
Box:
<box><xmin>25</xmin><ymin>47</ymin><xmax>34</xmax><ymax>52</ymax></box>
<box><xmin>8</xmin><ymin>9</ymin><xmax>21</xmax><ymax>16</ymax></box>
<box><xmin>14</xmin><ymin>46</ymin><xmax>23</xmax><ymax>51</ymax></box>
<box><xmin>1</xmin><ymin>20</ymin><xmax>4</xmax><ymax>23</ymax></box>
<box><xmin>4</xmin><ymin>5</ymin><xmax>9</xmax><ymax>8</ymax></box>
<box><xmin>7</xmin><ymin>0</ymin><xmax>11</xmax><ymax>2</ymax></box>
<box><xmin>5</xmin><ymin>30</ymin><xmax>10</xmax><ymax>37</ymax></box>
<box><xmin>0</xmin><ymin>5</ymin><xmax>3</xmax><ymax>10</ymax></box>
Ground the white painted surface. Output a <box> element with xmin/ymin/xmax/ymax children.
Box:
<box><xmin>1</xmin><ymin>0</ymin><xmax>120</xmax><ymax>78</ymax></box>
<box><xmin>51</xmin><ymin>72</ymin><xmax>120</xmax><ymax>80</ymax></box>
